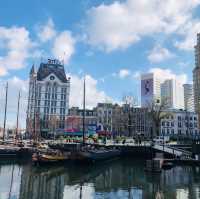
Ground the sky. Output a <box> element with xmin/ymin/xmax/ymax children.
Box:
<box><xmin>0</xmin><ymin>0</ymin><xmax>200</xmax><ymax>128</ymax></box>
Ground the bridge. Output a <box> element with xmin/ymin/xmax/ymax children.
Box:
<box><xmin>153</xmin><ymin>144</ymin><xmax>192</xmax><ymax>158</ymax></box>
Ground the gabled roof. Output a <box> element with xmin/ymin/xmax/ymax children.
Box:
<box><xmin>37</xmin><ymin>62</ymin><xmax>68</xmax><ymax>83</ymax></box>
<box><xmin>30</xmin><ymin>64</ymin><xmax>35</xmax><ymax>75</ymax></box>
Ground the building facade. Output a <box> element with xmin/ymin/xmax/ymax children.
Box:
<box><xmin>193</xmin><ymin>33</ymin><xmax>200</xmax><ymax>126</ymax></box>
<box><xmin>111</xmin><ymin>104</ymin><xmax>152</xmax><ymax>137</ymax></box>
<box><xmin>67</xmin><ymin>107</ymin><xmax>97</xmax><ymax>134</ymax></box>
<box><xmin>183</xmin><ymin>84</ymin><xmax>194</xmax><ymax>112</ymax></box>
<box><xmin>95</xmin><ymin>103</ymin><xmax>113</xmax><ymax>132</ymax></box>
<box><xmin>26</xmin><ymin>59</ymin><xmax>70</xmax><ymax>137</ymax></box>
<box><xmin>141</xmin><ymin>73</ymin><xmax>161</xmax><ymax>107</ymax></box>
<box><xmin>160</xmin><ymin>109</ymin><xmax>199</xmax><ymax>138</ymax></box>
<box><xmin>161</xmin><ymin>79</ymin><xmax>184</xmax><ymax>109</ymax></box>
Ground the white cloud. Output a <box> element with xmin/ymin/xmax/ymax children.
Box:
<box><xmin>52</xmin><ymin>31</ymin><xmax>76</xmax><ymax>64</ymax></box>
<box><xmin>0</xmin><ymin>67</ymin><xmax>7</xmax><ymax>76</ymax></box>
<box><xmin>132</xmin><ymin>71</ymin><xmax>141</xmax><ymax>80</ymax></box>
<box><xmin>69</xmin><ymin>74</ymin><xmax>112</xmax><ymax>108</ymax></box>
<box><xmin>0</xmin><ymin>26</ymin><xmax>33</xmax><ymax>76</ymax></box>
<box><xmin>118</xmin><ymin>69</ymin><xmax>130</xmax><ymax>79</ymax></box>
<box><xmin>37</xmin><ymin>18</ymin><xmax>56</xmax><ymax>42</ymax></box>
<box><xmin>85</xmin><ymin>0</ymin><xmax>200</xmax><ymax>52</ymax></box>
<box><xmin>175</xmin><ymin>21</ymin><xmax>200</xmax><ymax>50</ymax></box>
<box><xmin>148</xmin><ymin>45</ymin><xmax>174</xmax><ymax>63</ymax></box>
<box><xmin>0</xmin><ymin>77</ymin><xmax>28</xmax><ymax>128</ymax></box>
<box><xmin>149</xmin><ymin>67</ymin><xmax>187</xmax><ymax>84</ymax></box>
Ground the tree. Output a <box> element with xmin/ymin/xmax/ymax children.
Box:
<box><xmin>49</xmin><ymin>115</ymin><xmax>59</xmax><ymax>134</ymax></box>
<box><xmin>147</xmin><ymin>98</ymin><xmax>169</xmax><ymax>138</ymax></box>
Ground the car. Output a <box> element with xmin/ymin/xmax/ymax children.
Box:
<box><xmin>153</xmin><ymin>136</ymin><xmax>170</xmax><ymax>144</ymax></box>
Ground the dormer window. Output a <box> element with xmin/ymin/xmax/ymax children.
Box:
<box><xmin>50</xmin><ymin>76</ymin><xmax>55</xmax><ymax>80</ymax></box>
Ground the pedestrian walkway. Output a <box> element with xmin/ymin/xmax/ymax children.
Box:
<box><xmin>153</xmin><ymin>144</ymin><xmax>192</xmax><ymax>158</ymax></box>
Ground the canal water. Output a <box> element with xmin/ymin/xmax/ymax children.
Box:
<box><xmin>0</xmin><ymin>158</ymin><xmax>200</xmax><ymax>199</ymax></box>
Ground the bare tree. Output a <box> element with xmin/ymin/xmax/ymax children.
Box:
<box><xmin>147</xmin><ymin>98</ymin><xmax>170</xmax><ymax>138</ymax></box>
<box><xmin>49</xmin><ymin>115</ymin><xmax>59</xmax><ymax>134</ymax></box>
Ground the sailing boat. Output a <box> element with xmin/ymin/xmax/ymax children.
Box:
<box><xmin>77</xmin><ymin>77</ymin><xmax>121</xmax><ymax>162</ymax></box>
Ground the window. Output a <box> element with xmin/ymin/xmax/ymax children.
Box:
<box><xmin>162</xmin><ymin>121</ymin><xmax>165</xmax><ymax>126</ymax></box>
<box><xmin>171</xmin><ymin>122</ymin><xmax>174</xmax><ymax>127</ymax></box>
<box><xmin>178</xmin><ymin>116</ymin><xmax>181</xmax><ymax>121</ymax></box>
<box><xmin>171</xmin><ymin>129</ymin><xmax>174</xmax><ymax>134</ymax></box>
<box><xmin>194</xmin><ymin>117</ymin><xmax>197</xmax><ymax>121</ymax></box>
<box><xmin>167</xmin><ymin>129</ymin><xmax>169</xmax><ymax>134</ymax></box>
<box><xmin>178</xmin><ymin>122</ymin><xmax>182</xmax><ymax>128</ymax></box>
<box><xmin>167</xmin><ymin>122</ymin><xmax>169</xmax><ymax>127</ymax></box>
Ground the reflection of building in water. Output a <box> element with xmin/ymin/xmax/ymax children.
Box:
<box><xmin>15</xmin><ymin>162</ymin><xmax>200</xmax><ymax>199</ymax></box>
<box><xmin>19</xmin><ymin>165</ymin><xmax>65</xmax><ymax>199</ymax></box>
<box><xmin>90</xmin><ymin>162</ymin><xmax>200</xmax><ymax>199</ymax></box>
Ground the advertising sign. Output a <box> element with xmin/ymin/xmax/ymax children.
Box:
<box><xmin>141</xmin><ymin>78</ymin><xmax>153</xmax><ymax>106</ymax></box>
<box><xmin>141</xmin><ymin>78</ymin><xmax>153</xmax><ymax>96</ymax></box>
<box><xmin>88</xmin><ymin>124</ymin><xmax>97</xmax><ymax>135</ymax></box>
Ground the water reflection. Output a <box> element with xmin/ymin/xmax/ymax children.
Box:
<box><xmin>0</xmin><ymin>159</ymin><xmax>200</xmax><ymax>199</ymax></box>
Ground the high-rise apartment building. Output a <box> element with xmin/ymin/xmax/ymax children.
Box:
<box><xmin>161</xmin><ymin>79</ymin><xmax>184</xmax><ymax>109</ymax></box>
<box><xmin>193</xmin><ymin>33</ymin><xmax>200</xmax><ymax>125</ymax></box>
<box><xmin>141</xmin><ymin>73</ymin><xmax>161</xmax><ymax>107</ymax></box>
<box><xmin>183</xmin><ymin>84</ymin><xmax>194</xmax><ymax>112</ymax></box>
<box><xmin>26</xmin><ymin>59</ymin><xmax>70</xmax><ymax>137</ymax></box>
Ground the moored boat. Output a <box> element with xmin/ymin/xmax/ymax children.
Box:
<box><xmin>32</xmin><ymin>150</ymin><xmax>70</xmax><ymax>165</ymax></box>
<box><xmin>77</xmin><ymin>147</ymin><xmax>121</xmax><ymax>162</ymax></box>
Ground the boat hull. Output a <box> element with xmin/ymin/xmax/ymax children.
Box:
<box><xmin>78</xmin><ymin>149</ymin><xmax>121</xmax><ymax>162</ymax></box>
<box><xmin>32</xmin><ymin>154</ymin><xmax>69</xmax><ymax>166</ymax></box>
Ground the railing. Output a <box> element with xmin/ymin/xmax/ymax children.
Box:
<box><xmin>153</xmin><ymin>144</ymin><xmax>192</xmax><ymax>157</ymax></box>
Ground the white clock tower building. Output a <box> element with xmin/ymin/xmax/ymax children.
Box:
<box><xmin>26</xmin><ymin>59</ymin><xmax>70</xmax><ymax>137</ymax></box>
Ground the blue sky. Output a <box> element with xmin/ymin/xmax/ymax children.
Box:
<box><xmin>0</xmin><ymin>0</ymin><xmax>200</xmax><ymax>128</ymax></box>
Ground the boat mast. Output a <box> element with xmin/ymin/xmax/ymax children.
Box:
<box><xmin>33</xmin><ymin>76</ymin><xmax>37</xmax><ymax>143</ymax></box>
<box><xmin>3</xmin><ymin>82</ymin><xmax>8</xmax><ymax>141</ymax></box>
<box><xmin>15</xmin><ymin>91</ymin><xmax>21</xmax><ymax>142</ymax></box>
<box><xmin>82</xmin><ymin>77</ymin><xmax>86</xmax><ymax>145</ymax></box>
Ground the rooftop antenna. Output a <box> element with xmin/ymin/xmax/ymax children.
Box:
<box><xmin>62</xmin><ymin>51</ymin><xmax>66</xmax><ymax>65</ymax></box>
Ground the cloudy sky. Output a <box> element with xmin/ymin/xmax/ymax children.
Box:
<box><xmin>0</xmin><ymin>0</ymin><xmax>200</xmax><ymax>128</ymax></box>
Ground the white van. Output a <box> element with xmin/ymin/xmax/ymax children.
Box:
<box><xmin>153</xmin><ymin>136</ymin><xmax>170</xmax><ymax>144</ymax></box>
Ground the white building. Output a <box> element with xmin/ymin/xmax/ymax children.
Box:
<box><xmin>161</xmin><ymin>79</ymin><xmax>184</xmax><ymax>109</ymax></box>
<box><xmin>160</xmin><ymin>109</ymin><xmax>199</xmax><ymax>137</ymax></box>
<box><xmin>141</xmin><ymin>73</ymin><xmax>161</xmax><ymax>107</ymax></box>
<box><xmin>95</xmin><ymin>103</ymin><xmax>113</xmax><ymax>132</ymax></box>
<box><xmin>183</xmin><ymin>84</ymin><xmax>194</xmax><ymax>112</ymax></box>
<box><xmin>26</xmin><ymin>59</ymin><xmax>70</xmax><ymax>137</ymax></box>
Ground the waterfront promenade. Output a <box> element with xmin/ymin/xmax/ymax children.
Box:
<box><xmin>0</xmin><ymin>138</ymin><xmax>194</xmax><ymax>161</ymax></box>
